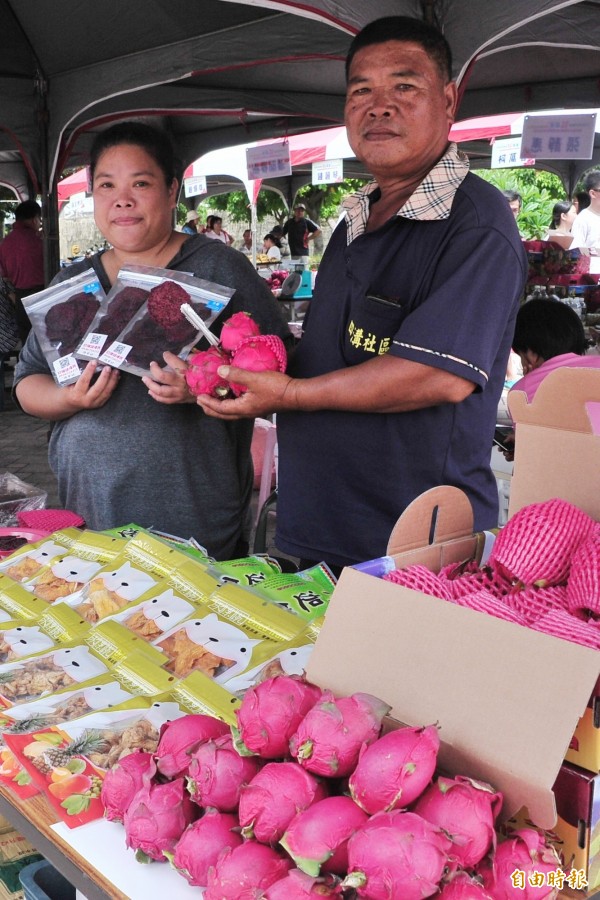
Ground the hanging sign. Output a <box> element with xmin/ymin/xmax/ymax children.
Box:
<box><xmin>491</xmin><ymin>138</ymin><xmax>535</xmax><ymax>169</ymax></box>
<box><xmin>246</xmin><ymin>143</ymin><xmax>291</xmax><ymax>180</ymax></box>
<box><xmin>184</xmin><ymin>175</ymin><xmax>207</xmax><ymax>198</ymax></box>
<box><xmin>312</xmin><ymin>159</ymin><xmax>344</xmax><ymax>184</ymax></box>
<box><xmin>520</xmin><ymin>113</ymin><xmax>596</xmax><ymax>160</ymax></box>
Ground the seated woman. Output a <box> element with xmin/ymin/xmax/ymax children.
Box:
<box><xmin>204</xmin><ymin>215</ymin><xmax>234</xmax><ymax>245</ymax></box>
<box><xmin>544</xmin><ymin>199</ymin><xmax>576</xmax><ymax>250</ymax></box>
<box><xmin>263</xmin><ymin>232</ymin><xmax>282</xmax><ymax>262</ymax></box>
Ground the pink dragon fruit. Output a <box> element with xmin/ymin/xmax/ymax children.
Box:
<box><xmin>229</xmin><ymin>334</ymin><xmax>288</xmax><ymax>396</ymax></box>
<box><xmin>220</xmin><ymin>311</ymin><xmax>262</xmax><ymax>352</ymax></box>
<box><xmin>349</xmin><ymin>724</ymin><xmax>439</xmax><ymax>814</ymax></box>
<box><xmin>204</xmin><ymin>841</ymin><xmax>292</xmax><ymax>899</ymax></box>
<box><xmin>238</xmin><ymin>760</ymin><xmax>328</xmax><ymax>843</ymax></box>
<box><xmin>413</xmin><ymin>775</ymin><xmax>503</xmax><ymax>868</ymax></box>
<box><xmin>124</xmin><ymin>777</ymin><xmax>196</xmax><ymax>863</ymax></box>
<box><xmin>234</xmin><ymin>675</ymin><xmax>323</xmax><ymax>759</ymax></box>
<box><xmin>437</xmin><ymin>871</ymin><xmax>494</xmax><ymax>898</ymax></box>
<box><xmin>280</xmin><ymin>795</ymin><xmax>369</xmax><ymax>876</ymax></box>
<box><xmin>185</xmin><ymin>346</ymin><xmax>232</xmax><ymax>398</ymax></box>
<box><xmin>168</xmin><ymin>810</ymin><xmax>242</xmax><ymax>887</ymax></box>
<box><xmin>264</xmin><ymin>869</ymin><xmax>341</xmax><ymax>898</ymax></box>
<box><xmin>478</xmin><ymin>828</ymin><xmax>562</xmax><ymax>899</ymax></box>
<box><xmin>186</xmin><ymin>733</ymin><xmax>262</xmax><ymax>811</ymax></box>
<box><xmin>101</xmin><ymin>750</ymin><xmax>156</xmax><ymax>823</ymax></box>
<box><xmin>343</xmin><ymin>810</ymin><xmax>452</xmax><ymax>899</ymax></box>
<box><xmin>154</xmin><ymin>713</ymin><xmax>229</xmax><ymax>778</ymax></box>
<box><xmin>289</xmin><ymin>691</ymin><xmax>391</xmax><ymax>778</ymax></box>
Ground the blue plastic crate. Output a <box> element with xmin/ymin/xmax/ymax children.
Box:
<box><xmin>19</xmin><ymin>860</ymin><xmax>75</xmax><ymax>900</ymax></box>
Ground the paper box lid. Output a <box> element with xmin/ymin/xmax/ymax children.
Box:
<box><xmin>307</xmin><ymin>566</ymin><xmax>599</xmax><ymax>829</ymax></box>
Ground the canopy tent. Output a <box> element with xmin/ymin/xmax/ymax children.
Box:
<box><xmin>0</xmin><ymin>0</ymin><xmax>598</xmax><ymax>274</ymax></box>
<box><xmin>57</xmin><ymin>168</ymin><xmax>90</xmax><ymax>209</ymax></box>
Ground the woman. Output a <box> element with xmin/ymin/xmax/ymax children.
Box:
<box><xmin>14</xmin><ymin>122</ymin><xmax>290</xmax><ymax>559</ymax></box>
<box><xmin>544</xmin><ymin>200</ymin><xmax>576</xmax><ymax>249</ymax></box>
<box><xmin>204</xmin><ymin>215</ymin><xmax>234</xmax><ymax>246</ymax></box>
<box><xmin>263</xmin><ymin>233</ymin><xmax>282</xmax><ymax>262</ymax></box>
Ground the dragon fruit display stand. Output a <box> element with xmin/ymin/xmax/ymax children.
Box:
<box><xmin>308</xmin><ymin>368</ymin><xmax>600</xmax><ymax>898</ymax></box>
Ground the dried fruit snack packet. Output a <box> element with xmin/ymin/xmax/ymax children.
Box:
<box><xmin>208</xmin><ymin>554</ymin><xmax>283</xmax><ymax>588</ymax></box>
<box><xmin>173</xmin><ymin>670</ymin><xmax>241</xmax><ymax>726</ymax></box>
<box><xmin>0</xmin><ymin>674</ymin><xmax>135</xmax><ymax>799</ymax></box>
<box><xmin>85</xmin><ymin>619</ymin><xmax>170</xmax><ymax>668</ymax></box>
<box><xmin>0</xmin><ymin>529</ymin><xmax>82</xmax><ymax>583</ymax></box>
<box><xmin>0</xmin><ymin>642</ymin><xmax>109</xmax><ymax>709</ymax></box>
<box><xmin>6</xmin><ymin>694</ymin><xmax>186</xmax><ymax>827</ymax></box>
<box><xmin>0</xmin><ymin>621</ymin><xmax>57</xmax><ymax>665</ymax></box>
<box><xmin>0</xmin><ymin>577</ymin><xmax>52</xmax><ymax>621</ymax></box>
<box><xmin>221</xmin><ymin>626</ymin><xmax>318</xmax><ymax>696</ymax></box>
<box><xmin>22</xmin><ymin>270</ymin><xmax>105</xmax><ymax>385</ymax></box>
<box><xmin>97</xmin><ymin>587</ymin><xmax>200</xmax><ymax>643</ymax></box>
<box><xmin>73</xmin><ymin>555</ymin><xmax>164</xmax><ymax>624</ymax></box>
<box><xmin>112</xmin><ymin>651</ymin><xmax>179</xmax><ymax>697</ymax></box>
<box><xmin>206</xmin><ymin>582</ymin><xmax>304</xmax><ymax>641</ymax></box>
<box><xmin>37</xmin><ymin>605</ymin><xmax>91</xmax><ymax>644</ymax></box>
<box><xmin>168</xmin><ymin>557</ymin><xmax>222</xmax><ymax>603</ymax></box>
<box><xmin>257</xmin><ymin>563</ymin><xmax>337</xmax><ymax>621</ymax></box>
<box><xmin>90</xmin><ymin>264</ymin><xmax>233</xmax><ymax>378</ymax></box>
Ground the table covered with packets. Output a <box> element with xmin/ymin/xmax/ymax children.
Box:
<box><xmin>0</xmin><ymin>524</ymin><xmax>333</xmax><ymax>897</ymax></box>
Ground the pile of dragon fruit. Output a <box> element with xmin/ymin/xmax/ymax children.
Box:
<box><xmin>384</xmin><ymin>498</ymin><xmax>600</xmax><ymax>650</ymax></box>
<box><xmin>185</xmin><ymin>311</ymin><xmax>287</xmax><ymax>398</ymax></box>
<box><xmin>100</xmin><ymin>675</ymin><xmax>563</xmax><ymax>898</ymax></box>
<box><xmin>266</xmin><ymin>270</ymin><xmax>290</xmax><ymax>292</ymax></box>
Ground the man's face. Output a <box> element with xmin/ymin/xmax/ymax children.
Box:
<box><xmin>344</xmin><ymin>40</ymin><xmax>457</xmax><ymax>183</ymax></box>
<box><xmin>508</xmin><ymin>201</ymin><xmax>520</xmax><ymax>219</ymax></box>
<box><xmin>294</xmin><ymin>207</ymin><xmax>306</xmax><ymax>220</ymax></box>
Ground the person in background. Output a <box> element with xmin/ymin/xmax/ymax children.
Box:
<box><xmin>571</xmin><ymin>170</ymin><xmax>600</xmax><ymax>277</ymax></box>
<box><xmin>197</xmin><ymin>15</ymin><xmax>526</xmax><ymax>573</ymax></box>
<box><xmin>181</xmin><ymin>209</ymin><xmax>199</xmax><ymax>234</ymax></box>
<box><xmin>282</xmin><ymin>203</ymin><xmax>321</xmax><ymax>261</ymax></box>
<box><xmin>205</xmin><ymin>215</ymin><xmax>234</xmax><ymax>246</ymax></box>
<box><xmin>573</xmin><ymin>189</ymin><xmax>590</xmax><ymax>214</ymax></box>
<box><xmin>502</xmin><ymin>189</ymin><xmax>522</xmax><ymax>220</ymax></box>
<box><xmin>544</xmin><ymin>200</ymin><xmax>576</xmax><ymax>249</ymax></box>
<box><xmin>263</xmin><ymin>232</ymin><xmax>282</xmax><ymax>262</ymax></box>
<box><xmin>500</xmin><ymin>298</ymin><xmax>600</xmax><ymax>460</ymax></box>
<box><xmin>271</xmin><ymin>225</ymin><xmax>289</xmax><ymax>258</ymax></box>
<box><xmin>13</xmin><ymin>121</ymin><xmax>290</xmax><ymax>558</ymax></box>
<box><xmin>239</xmin><ymin>229</ymin><xmax>253</xmax><ymax>255</ymax></box>
<box><xmin>0</xmin><ymin>199</ymin><xmax>45</xmax><ymax>343</ymax></box>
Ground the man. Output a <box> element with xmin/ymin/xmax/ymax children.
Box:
<box><xmin>283</xmin><ymin>203</ymin><xmax>321</xmax><ymax>260</ymax></box>
<box><xmin>571</xmin><ymin>170</ymin><xmax>600</xmax><ymax>276</ymax></box>
<box><xmin>197</xmin><ymin>16</ymin><xmax>527</xmax><ymax>572</ymax></box>
<box><xmin>240</xmin><ymin>229</ymin><xmax>253</xmax><ymax>255</ymax></box>
<box><xmin>181</xmin><ymin>209</ymin><xmax>199</xmax><ymax>234</ymax></box>
<box><xmin>502</xmin><ymin>190</ymin><xmax>522</xmax><ymax>220</ymax></box>
<box><xmin>0</xmin><ymin>200</ymin><xmax>44</xmax><ymax>343</ymax></box>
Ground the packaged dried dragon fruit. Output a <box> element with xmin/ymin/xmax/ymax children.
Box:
<box><xmin>80</xmin><ymin>264</ymin><xmax>233</xmax><ymax>378</ymax></box>
<box><xmin>22</xmin><ymin>270</ymin><xmax>106</xmax><ymax>385</ymax></box>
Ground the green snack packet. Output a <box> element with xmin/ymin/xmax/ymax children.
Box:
<box><xmin>209</xmin><ymin>555</ymin><xmax>282</xmax><ymax>588</ymax></box>
<box><xmin>101</xmin><ymin>523</ymin><xmax>147</xmax><ymax>540</ymax></box>
<box><xmin>258</xmin><ymin>563</ymin><xmax>336</xmax><ymax>620</ymax></box>
<box><xmin>173</xmin><ymin>671</ymin><xmax>241</xmax><ymax>726</ymax></box>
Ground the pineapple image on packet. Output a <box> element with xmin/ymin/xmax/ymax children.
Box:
<box><xmin>0</xmin><ymin>673</ymin><xmax>135</xmax><ymax>799</ymax></box>
<box><xmin>5</xmin><ymin>692</ymin><xmax>187</xmax><ymax>827</ymax></box>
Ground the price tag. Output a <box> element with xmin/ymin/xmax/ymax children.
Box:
<box><xmin>52</xmin><ymin>354</ymin><xmax>81</xmax><ymax>385</ymax></box>
<box><xmin>78</xmin><ymin>332</ymin><xmax>107</xmax><ymax>359</ymax></box>
<box><xmin>99</xmin><ymin>342</ymin><xmax>131</xmax><ymax>367</ymax></box>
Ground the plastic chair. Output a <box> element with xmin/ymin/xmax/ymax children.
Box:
<box><xmin>253</xmin><ymin>417</ymin><xmax>278</xmax><ymax>554</ymax></box>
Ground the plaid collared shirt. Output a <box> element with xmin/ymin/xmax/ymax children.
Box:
<box><xmin>341</xmin><ymin>142</ymin><xmax>470</xmax><ymax>244</ymax></box>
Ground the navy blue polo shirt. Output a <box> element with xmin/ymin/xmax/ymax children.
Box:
<box><xmin>276</xmin><ymin>172</ymin><xmax>527</xmax><ymax>568</ymax></box>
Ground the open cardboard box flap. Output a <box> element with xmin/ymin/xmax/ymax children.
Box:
<box><xmin>307</xmin><ymin>484</ymin><xmax>600</xmax><ymax>830</ymax></box>
<box><xmin>509</xmin><ymin>367</ymin><xmax>600</xmax><ymax>517</ymax></box>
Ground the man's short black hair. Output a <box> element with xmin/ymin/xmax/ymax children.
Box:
<box><xmin>502</xmin><ymin>189</ymin><xmax>522</xmax><ymax>208</ymax></box>
<box><xmin>15</xmin><ymin>200</ymin><xmax>41</xmax><ymax>222</ymax></box>
<box><xmin>345</xmin><ymin>16</ymin><xmax>452</xmax><ymax>82</ymax></box>
<box><xmin>512</xmin><ymin>298</ymin><xmax>586</xmax><ymax>360</ymax></box>
<box><xmin>583</xmin><ymin>170</ymin><xmax>600</xmax><ymax>193</ymax></box>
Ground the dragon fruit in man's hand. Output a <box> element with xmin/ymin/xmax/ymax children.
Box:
<box><xmin>229</xmin><ymin>334</ymin><xmax>288</xmax><ymax>396</ymax></box>
<box><xmin>289</xmin><ymin>691</ymin><xmax>391</xmax><ymax>777</ymax></box>
<box><xmin>220</xmin><ymin>311</ymin><xmax>261</xmax><ymax>352</ymax></box>
<box><xmin>185</xmin><ymin>346</ymin><xmax>232</xmax><ymax>398</ymax></box>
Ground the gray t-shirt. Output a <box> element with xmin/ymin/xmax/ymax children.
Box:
<box><xmin>14</xmin><ymin>235</ymin><xmax>290</xmax><ymax>559</ymax></box>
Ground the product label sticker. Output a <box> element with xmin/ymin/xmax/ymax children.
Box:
<box><xmin>52</xmin><ymin>354</ymin><xmax>81</xmax><ymax>384</ymax></box>
<box><xmin>78</xmin><ymin>332</ymin><xmax>107</xmax><ymax>359</ymax></box>
<box><xmin>83</xmin><ymin>280</ymin><xmax>102</xmax><ymax>294</ymax></box>
<box><xmin>99</xmin><ymin>342</ymin><xmax>131</xmax><ymax>367</ymax></box>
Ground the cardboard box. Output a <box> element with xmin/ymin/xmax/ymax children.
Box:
<box><xmin>307</xmin><ymin>369</ymin><xmax>600</xmax><ymax>833</ymax></box>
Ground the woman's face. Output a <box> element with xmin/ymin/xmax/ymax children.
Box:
<box><xmin>562</xmin><ymin>204</ymin><xmax>577</xmax><ymax>230</ymax></box>
<box><xmin>92</xmin><ymin>143</ymin><xmax>178</xmax><ymax>254</ymax></box>
<box><xmin>212</xmin><ymin>219</ymin><xmax>222</xmax><ymax>233</ymax></box>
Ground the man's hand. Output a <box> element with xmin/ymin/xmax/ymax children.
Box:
<box><xmin>196</xmin><ymin>365</ymin><xmax>297</xmax><ymax>419</ymax></box>
<box><xmin>142</xmin><ymin>351</ymin><xmax>196</xmax><ymax>405</ymax></box>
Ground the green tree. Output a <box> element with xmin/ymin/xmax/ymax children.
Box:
<box><xmin>474</xmin><ymin>168</ymin><xmax>566</xmax><ymax>238</ymax></box>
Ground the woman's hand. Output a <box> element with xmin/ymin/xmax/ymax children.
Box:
<box><xmin>142</xmin><ymin>351</ymin><xmax>195</xmax><ymax>404</ymax></box>
<box><xmin>66</xmin><ymin>361</ymin><xmax>120</xmax><ymax>411</ymax></box>
<box><xmin>195</xmin><ymin>365</ymin><xmax>297</xmax><ymax>420</ymax></box>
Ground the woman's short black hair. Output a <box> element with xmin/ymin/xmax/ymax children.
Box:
<box><xmin>90</xmin><ymin>121</ymin><xmax>179</xmax><ymax>187</ymax></box>
<box><xmin>345</xmin><ymin>16</ymin><xmax>452</xmax><ymax>82</ymax></box>
<box><xmin>549</xmin><ymin>200</ymin><xmax>573</xmax><ymax>229</ymax></box>
<box><xmin>512</xmin><ymin>298</ymin><xmax>587</xmax><ymax>359</ymax></box>
<box><xmin>263</xmin><ymin>232</ymin><xmax>281</xmax><ymax>248</ymax></box>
